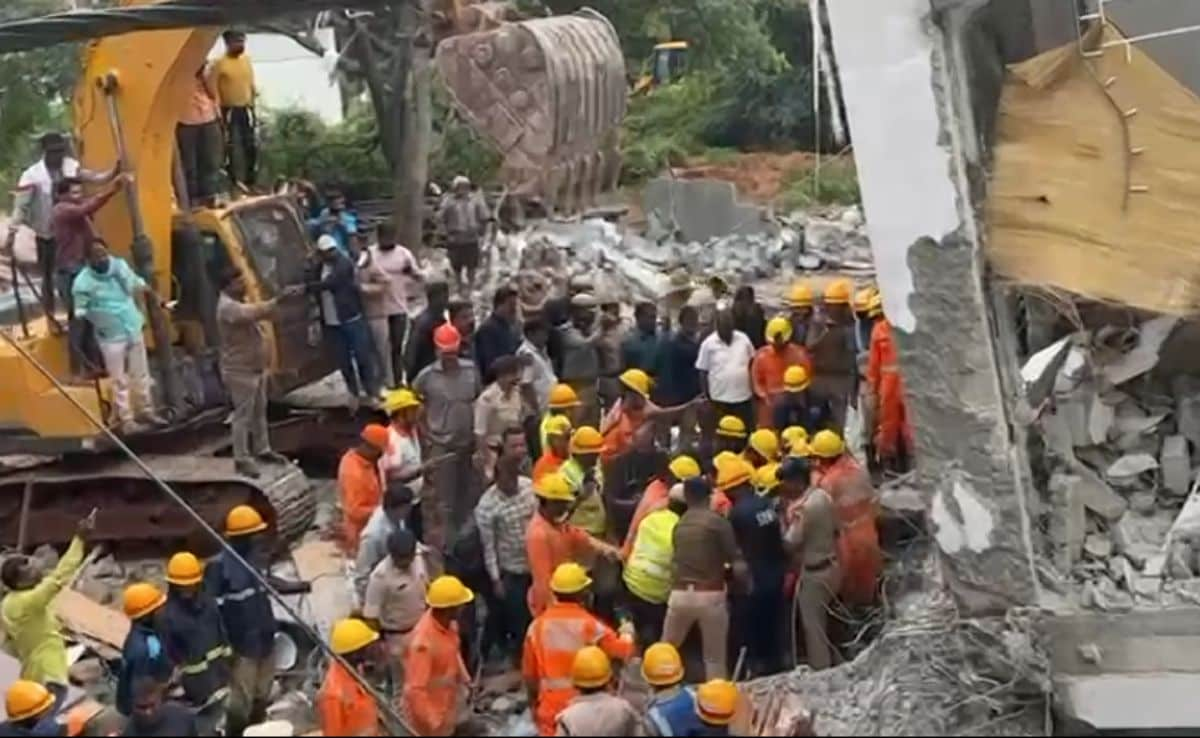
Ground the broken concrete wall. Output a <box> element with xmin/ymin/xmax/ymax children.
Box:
<box><xmin>827</xmin><ymin>0</ymin><xmax>1041</xmax><ymax>614</ymax></box>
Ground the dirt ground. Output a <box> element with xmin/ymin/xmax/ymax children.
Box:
<box><xmin>673</xmin><ymin>151</ymin><xmax>821</xmax><ymax>204</ymax></box>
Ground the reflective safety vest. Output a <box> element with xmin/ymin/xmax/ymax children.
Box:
<box><xmin>561</xmin><ymin>458</ymin><xmax>607</xmax><ymax>536</ymax></box>
<box><xmin>647</xmin><ymin>687</ymin><xmax>703</xmax><ymax>737</ymax></box>
<box><xmin>623</xmin><ymin>509</ymin><xmax>679</xmax><ymax>605</ymax></box>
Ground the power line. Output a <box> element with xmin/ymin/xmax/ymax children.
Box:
<box><xmin>0</xmin><ymin>327</ymin><xmax>415</xmax><ymax>735</ymax></box>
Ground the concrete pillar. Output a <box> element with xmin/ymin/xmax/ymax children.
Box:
<box><xmin>826</xmin><ymin>0</ymin><xmax>1041</xmax><ymax>613</ymax></box>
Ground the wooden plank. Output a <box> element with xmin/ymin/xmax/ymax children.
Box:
<box><xmin>290</xmin><ymin>540</ymin><xmax>351</xmax><ymax>639</ymax></box>
<box><xmin>55</xmin><ymin>588</ymin><xmax>129</xmax><ymax>650</ymax></box>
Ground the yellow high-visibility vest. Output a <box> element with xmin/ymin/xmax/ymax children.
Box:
<box><xmin>623</xmin><ymin>509</ymin><xmax>680</xmax><ymax>604</ymax></box>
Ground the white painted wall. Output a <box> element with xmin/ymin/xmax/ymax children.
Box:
<box><xmin>210</xmin><ymin>29</ymin><xmax>344</xmax><ymax>124</ymax></box>
<box><xmin>824</xmin><ymin>0</ymin><xmax>962</xmax><ymax>333</ymax></box>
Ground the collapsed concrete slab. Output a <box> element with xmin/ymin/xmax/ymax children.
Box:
<box><xmin>642</xmin><ymin>178</ymin><xmax>777</xmax><ymax>243</ymax></box>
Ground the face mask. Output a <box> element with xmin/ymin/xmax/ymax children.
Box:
<box><xmin>92</xmin><ymin>259</ymin><xmax>111</xmax><ymax>274</ymax></box>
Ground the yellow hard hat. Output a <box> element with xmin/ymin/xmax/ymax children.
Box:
<box><xmin>783</xmin><ymin>365</ymin><xmax>811</xmax><ymax>392</ymax></box>
<box><xmin>123</xmin><ymin>582</ymin><xmax>167</xmax><ymax>620</ymax></box>
<box><xmin>716</xmin><ymin>415</ymin><xmax>748</xmax><ymax>439</ymax></box>
<box><xmin>570</xmin><ymin>646</ymin><xmax>612</xmax><ymax>689</ymax></box>
<box><xmin>548</xmin><ymin>383</ymin><xmax>582</xmax><ymax>409</ymax></box>
<box><xmin>781</xmin><ymin>426</ymin><xmax>808</xmax><ymax>450</ymax></box>
<box><xmin>225</xmin><ymin>504</ymin><xmax>267</xmax><ymax>537</ymax></box>
<box><xmin>383</xmin><ymin>387</ymin><xmax>421</xmax><ymax>414</ymax></box>
<box><xmin>619</xmin><ymin>369</ymin><xmax>653</xmax><ymax>398</ymax></box>
<box><xmin>810</xmin><ymin>429</ymin><xmax>846</xmax><ymax>459</ymax></box>
<box><xmin>535</xmin><ymin>472</ymin><xmax>575</xmax><ymax>502</ymax></box>
<box><xmin>696</xmin><ymin>679</ymin><xmax>739</xmax><ymax>726</ymax></box>
<box><xmin>5</xmin><ymin>681</ymin><xmax>54</xmax><ymax>723</ymax></box>
<box><xmin>550</xmin><ymin>562</ymin><xmax>593</xmax><ymax>595</ymax></box>
<box><xmin>668</xmin><ymin>455</ymin><xmax>701</xmax><ymax>481</ymax></box>
<box><xmin>748</xmin><ymin>429</ymin><xmax>780</xmax><ymax>461</ymax></box>
<box><xmin>165</xmin><ymin>552</ymin><xmax>204</xmax><ymax>586</ymax></box>
<box><xmin>715</xmin><ymin>455</ymin><xmax>754</xmax><ymax>492</ymax></box>
<box><xmin>786</xmin><ymin>282</ymin><xmax>815</xmax><ymax>308</ymax></box>
<box><xmin>330</xmin><ymin>618</ymin><xmax>380</xmax><ymax>656</ymax></box>
<box><xmin>868</xmin><ymin>291</ymin><xmax>884</xmax><ymax>317</ymax></box>
<box><xmin>754</xmin><ymin>463</ymin><xmax>781</xmax><ymax>493</ymax></box>
<box><xmin>853</xmin><ymin>286</ymin><xmax>879</xmax><ymax>313</ymax></box>
<box><xmin>570</xmin><ymin>426</ymin><xmax>604</xmax><ymax>455</ymax></box>
<box><xmin>426</xmin><ymin>575</ymin><xmax>475</xmax><ymax>609</ymax></box>
<box><xmin>544</xmin><ymin>414</ymin><xmax>573</xmax><ymax>438</ymax></box>
<box><xmin>642</xmin><ymin>642</ymin><xmax>685</xmax><ymax>686</ymax></box>
<box><xmin>824</xmin><ymin>279</ymin><xmax>853</xmax><ymax>305</ymax></box>
<box><xmin>765</xmin><ymin>316</ymin><xmax>792</xmax><ymax>343</ymax></box>
<box><xmin>713</xmin><ymin>450</ymin><xmax>739</xmax><ymax>468</ymax></box>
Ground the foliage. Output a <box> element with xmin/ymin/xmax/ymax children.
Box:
<box><xmin>620</xmin><ymin>75</ymin><xmax>717</xmax><ymax>183</ymax></box>
<box><xmin>779</xmin><ymin>155</ymin><xmax>860</xmax><ymax>210</ymax></box>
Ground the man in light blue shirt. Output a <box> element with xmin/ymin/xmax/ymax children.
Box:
<box><xmin>72</xmin><ymin>239</ymin><xmax>164</xmax><ymax>432</ymax></box>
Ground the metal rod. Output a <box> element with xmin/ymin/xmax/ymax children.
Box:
<box><xmin>16</xmin><ymin>480</ymin><xmax>33</xmax><ymax>552</ymax></box>
<box><xmin>1100</xmin><ymin>22</ymin><xmax>1200</xmax><ymax>48</ymax></box>
<box><xmin>0</xmin><ymin>327</ymin><xmax>413</xmax><ymax>734</ymax></box>
<box><xmin>6</xmin><ymin>233</ymin><xmax>29</xmax><ymax>339</ymax></box>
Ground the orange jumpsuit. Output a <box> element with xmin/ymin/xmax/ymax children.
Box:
<box><xmin>402</xmin><ymin>610</ymin><xmax>470</xmax><ymax>736</ymax></box>
<box><xmin>600</xmin><ymin>400</ymin><xmax>649</xmax><ymax>464</ymax></box>
<box><xmin>813</xmin><ymin>454</ymin><xmax>881</xmax><ymax>606</ymax></box>
<box><xmin>338</xmin><ymin>449</ymin><xmax>383</xmax><ymax>553</ymax></box>
<box><xmin>532</xmin><ymin>451</ymin><xmax>567</xmax><ymax>485</ymax></box>
<box><xmin>751</xmin><ymin>344</ymin><xmax>812</xmax><ymax>428</ymax></box>
<box><xmin>525</xmin><ymin>514</ymin><xmax>595</xmax><ymax>617</ymax></box>
<box><xmin>621</xmin><ymin>478</ymin><xmax>671</xmax><ymax>558</ymax></box>
<box><xmin>867</xmin><ymin>319</ymin><xmax>914</xmax><ymax>461</ymax></box>
<box><xmin>317</xmin><ymin>662</ymin><xmax>379</xmax><ymax>737</ymax></box>
<box><xmin>521</xmin><ymin>601</ymin><xmax>635</xmax><ymax>736</ymax></box>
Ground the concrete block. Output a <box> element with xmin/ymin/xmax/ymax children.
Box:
<box><xmin>1059</xmin><ymin>393</ymin><xmax>1092</xmax><ymax>448</ymax></box>
<box><xmin>1106</xmin><ymin>453</ymin><xmax>1158</xmax><ymax>482</ymax></box>
<box><xmin>1101</xmin><ymin>315</ymin><xmax>1179</xmax><ymax>386</ymax></box>
<box><xmin>1050</xmin><ymin>473</ymin><xmax>1087</xmax><ymax>567</ymax></box>
<box><xmin>642</xmin><ymin>178</ymin><xmax>776</xmax><ymax>243</ymax></box>
<box><xmin>1089</xmin><ymin>397</ymin><xmax>1115</xmax><ymax>445</ymax></box>
<box><xmin>1021</xmin><ymin>336</ymin><xmax>1071</xmax><ymax>406</ymax></box>
<box><xmin>1071</xmin><ymin>467</ymin><xmax>1128</xmax><ymax>521</ymax></box>
<box><xmin>1174</xmin><ymin>376</ymin><xmax>1200</xmax><ymax>448</ymax></box>
<box><xmin>1084</xmin><ymin>533</ymin><xmax>1113</xmax><ymax>559</ymax></box>
<box><xmin>1162</xmin><ymin>435</ymin><xmax>1191</xmax><ymax>497</ymax></box>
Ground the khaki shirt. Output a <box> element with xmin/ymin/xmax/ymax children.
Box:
<box><xmin>474</xmin><ymin>382</ymin><xmax>524</xmax><ymax>450</ymax></box>
<box><xmin>217</xmin><ymin>292</ymin><xmax>273</xmax><ymax>375</ymax></box>
<box><xmin>785</xmin><ymin>487</ymin><xmax>838</xmax><ymax>569</ymax></box>
<box><xmin>362</xmin><ymin>552</ymin><xmax>433</xmax><ymax>633</ymax></box>
<box><xmin>671</xmin><ymin>506</ymin><xmax>737</xmax><ymax>586</ymax></box>
<box><xmin>439</xmin><ymin>193</ymin><xmax>489</xmax><ymax>244</ymax></box>
<box><xmin>555</xmin><ymin>693</ymin><xmax>644</xmax><ymax>737</ymax></box>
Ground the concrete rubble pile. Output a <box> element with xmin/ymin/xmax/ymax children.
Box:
<box><xmin>1024</xmin><ymin>315</ymin><xmax>1200</xmax><ymax>610</ymax></box>
<box><xmin>744</xmin><ymin>585</ymin><xmax>1047</xmax><ymax>736</ymax></box>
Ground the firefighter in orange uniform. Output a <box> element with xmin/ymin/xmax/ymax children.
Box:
<box><xmin>522</xmin><ymin>563</ymin><xmax>635</xmax><ymax>736</ymax></box>
<box><xmin>809</xmin><ymin>430</ymin><xmax>881</xmax><ymax>606</ymax></box>
<box><xmin>866</xmin><ymin>293</ymin><xmax>914</xmax><ymax>473</ymax></box>
<box><xmin>402</xmin><ymin>576</ymin><xmax>473</xmax><ymax>736</ymax></box>
<box><xmin>318</xmin><ymin>618</ymin><xmax>381</xmax><ymax>737</ymax></box>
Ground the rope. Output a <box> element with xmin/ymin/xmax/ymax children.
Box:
<box><xmin>0</xmin><ymin>0</ymin><xmax>403</xmax><ymax>54</ymax></box>
<box><xmin>0</xmin><ymin>327</ymin><xmax>415</xmax><ymax>735</ymax></box>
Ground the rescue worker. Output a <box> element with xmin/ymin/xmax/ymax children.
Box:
<box><xmin>662</xmin><ymin>478</ymin><xmax>738</xmax><ymax>681</ymax></box>
<box><xmin>216</xmin><ymin>268</ymin><xmax>300</xmax><ymax>479</ymax></box>
<box><xmin>117</xmin><ymin>584</ymin><xmax>172</xmax><ymax>717</ymax></box>
<box><xmin>810</xmin><ymin>431</ymin><xmax>881</xmax><ymax>607</ymax></box>
<box><xmin>0</xmin><ymin>681</ymin><xmax>59</xmax><ymax>737</ymax></box>
<box><xmin>867</xmin><ymin>295</ymin><xmax>914</xmax><ymax>474</ymax></box>
<box><xmin>402</xmin><ymin>576</ymin><xmax>473</xmax><ymax>736</ymax></box>
<box><xmin>355</xmin><ymin>482</ymin><xmax>419</xmax><ymax>602</ymax></box>
<box><xmin>318</xmin><ymin>618</ymin><xmax>381</xmax><ymax>737</ymax></box>
<box><xmin>772</xmin><ymin>365</ymin><xmax>834</xmax><ymax>436</ymax></box>
<box><xmin>623</xmin><ymin>455</ymin><xmax>701</xmax><ymax>558</ymax></box>
<box><xmin>560</xmin><ymin>426</ymin><xmax>608</xmax><ymax>539</ymax></box>
<box><xmin>380</xmin><ymin>388</ymin><xmax>440</xmax><ymax>541</ymax></box>
<box><xmin>744</xmin><ymin>429</ymin><xmax>780</xmax><ymax>469</ymax></box>
<box><xmin>122</xmin><ymin>677</ymin><xmax>198</xmax><ymax>737</ymax></box>
<box><xmin>622</xmin><ymin>483</ymin><xmax>687</xmax><ymax>648</ymax></box>
<box><xmin>161</xmin><ymin>553</ymin><xmax>231</xmax><ymax>722</ymax></box>
<box><xmin>751</xmin><ymin>318</ymin><xmax>812</xmax><ymax>429</ymax></box>
<box><xmin>693</xmin><ymin>680</ymin><xmax>739</xmax><ymax>737</ymax></box>
<box><xmin>363</xmin><ymin>529</ymin><xmax>436</xmax><ymax>695</ymax></box>
<box><xmin>806</xmin><ymin>279</ymin><xmax>857</xmax><ymax>432</ymax></box>
<box><xmin>643</xmin><ymin>643</ymin><xmax>702</xmax><ymax>737</ymax></box>
<box><xmin>540</xmin><ymin>384</ymin><xmax>582</xmax><ymax>453</ymax></box>
<box><xmin>852</xmin><ymin>286</ymin><xmax>881</xmax><ymax>356</ymax></box>
<box><xmin>522</xmin><ymin>563</ymin><xmax>634</xmax><ymax>736</ymax></box>
<box><xmin>781</xmin><ymin>426</ymin><xmax>809</xmax><ymax>458</ymax></box>
<box><xmin>533</xmin><ymin>415</ymin><xmax>573</xmax><ymax>483</ymax></box>
<box><xmin>713</xmin><ymin>415</ymin><xmax>748</xmax><ymax>459</ymax></box>
<box><xmin>209</xmin><ymin>505</ymin><xmax>311</xmax><ymax>737</ymax></box>
<box><xmin>560</xmin><ymin>293</ymin><xmax>604</xmax><ymax>426</ymax></box>
<box><xmin>854</xmin><ymin>289</ymin><xmax>883</xmax><ymax>475</ymax></box>
<box><xmin>785</xmin><ymin>281</ymin><xmax>816</xmax><ymax>347</ymax></box>
<box><xmin>601</xmin><ymin>369</ymin><xmax>698</xmax><ymax>466</ymax></box>
<box><xmin>339</xmin><ymin>424</ymin><xmax>390</xmax><ymax>554</ymax></box>
<box><xmin>754</xmin><ymin>463</ymin><xmax>781</xmax><ymax>498</ymax></box>
<box><xmin>777</xmin><ymin>456</ymin><xmax>813</xmax><ymax>526</ymax></box>
<box><xmin>723</xmin><ymin>456</ymin><xmax>785</xmax><ymax>677</ymax></box>
<box><xmin>783</xmin><ymin>479</ymin><xmax>841</xmax><ymax>671</ymax></box>
<box><xmin>1</xmin><ymin>513</ymin><xmax>93</xmax><ymax>701</ymax></box>
<box><xmin>526</xmin><ymin>473</ymin><xmax>620</xmax><ymax>618</ymax></box>
<box><xmin>554</xmin><ymin>647</ymin><xmax>642</xmax><ymax>736</ymax></box>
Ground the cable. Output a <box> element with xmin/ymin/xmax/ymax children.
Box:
<box><xmin>0</xmin><ymin>327</ymin><xmax>415</xmax><ymax>735</ymax></box>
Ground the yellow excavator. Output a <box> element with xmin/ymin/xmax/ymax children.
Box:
<box><xmin>0</xmin><ymin>0</ymin><xmax>627</xmax><ymax>548</ymax></box>
<box><xmin>633</xmin><ymin>40</ymin><xmax>689</xmax><ymax>95</ymax></box>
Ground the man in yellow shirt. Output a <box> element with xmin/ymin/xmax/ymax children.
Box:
<box><xmin>1</xmin><ymin>512</ymin><xmax>95</xmax><ymax>707</ymax></box>
<box><xmin>210</xmin><ymin>30</ymin><xmax>258</xmax><ymax>186</ymax></box>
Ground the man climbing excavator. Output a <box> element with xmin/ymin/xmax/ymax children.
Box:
<box><xmin>0</xmin><ymin>0</ymin><xmax>628</xmax><ymax>547</ymax></box>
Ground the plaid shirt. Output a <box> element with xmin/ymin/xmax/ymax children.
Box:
<box><xmin>474</xmin><ymin>477</ymin><xmax>537</xmax><ymax>580</ymax></box>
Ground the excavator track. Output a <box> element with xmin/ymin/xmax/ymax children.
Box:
<box><xmin>0</xmin><ymin>454</ymin><xmax>316</xmax><ymax>553</ymax></box>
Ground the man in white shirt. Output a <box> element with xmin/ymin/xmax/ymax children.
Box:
<box><xmin>695</xmin><ymin>307</ymin><xmax>757</xmax><ymax>433</ymax></box>
<box><xmin>516</xmin><ymin>318</ymin><xmax>555</xmax><ymax>457</ymax></box>
<box><xmin>7</xmin><ymin>133</ymin><xmax>114</xmax><ymax>316</ymax></box>
<box><xmin>370</xmin><ymin>222</ymin><xmax>421</xmax><ymax>383</ymax></box>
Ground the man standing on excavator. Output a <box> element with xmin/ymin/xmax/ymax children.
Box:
<box><xmin>438</xmin><ymin>176</ymin><xmax>490</xmax><ymax>295</ymax></box>
<box><xmin>210</xmin><ymin>30</ymin><xmax>258</xmax><ymax>187</ymax></box>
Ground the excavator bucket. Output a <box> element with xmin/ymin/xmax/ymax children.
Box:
<box><xmin>435</xmin><ymin>8</ymin><xmax>627</xmax><ymax>214</ymax></box>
